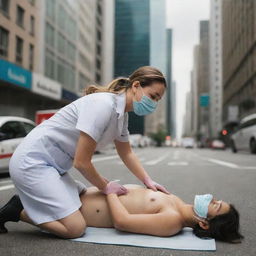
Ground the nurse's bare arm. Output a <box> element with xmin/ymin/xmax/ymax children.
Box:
<box><xmin>74</xmin><ymin>131</ymin><xmax>107</xmax><ymax>190</ymax></box>
<box><xmin>106</xmin><ymin>193</ymin><xmax>182</xmax><ymax>237</ymax></box>
<box><xmin>114</xmin><ymin>140</ymin><xmax>150</xmax><ymax>182</ymax></box>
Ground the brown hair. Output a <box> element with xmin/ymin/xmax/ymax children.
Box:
<box><xmin>84</xmin><ymin>66</ymin><xmax>167</xmax><ymax>95</ymax></box>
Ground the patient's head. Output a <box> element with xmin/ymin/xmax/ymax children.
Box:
<box><xmin>193</xmin><ymin>201</ymin><xmax>243</xmax><ymax>243</ymax></box>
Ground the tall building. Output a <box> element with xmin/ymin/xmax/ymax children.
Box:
<box><xmin>197</xmin><ymin>20</ymin><xmax>210</xmax><ymax>141</ymax></box>
<box><xmin>114</xmin><ymin>0</ymin><xmax>167</xmax><ymax>135</ymax></box>
<box><xmin>191</xmin><ymin>45</ymin><xmax>200</xmax><ymax>137</ymax></box>
<box><xmin>165</xmin><ymin>29</ymin><xmax>174</xmax><ymax>138</ymax></box>
<box><xmin>0</xmin><ymin>0</ymin><xmax>114</xmax><ymax>120</ymax></box>
<box><xmin>222</xmin><ymin>0</ymin><xmax>256</xmax><ymax>125</ymax></box>
<box><xmin>183</xmin><ymin>91</ymin><xmax>192</xmax><ymax>136</ymax></box>
<box><xmin>145</xmin><ymin>0</ymin><xmax>167</xmax><ymax>135</ymax></box>
<box><xmin>115</xmin><ymin>0</ymin><xmax>150</xmax><ymax>135</ymax></box>
<box><xmin>171</xmin><ymin>81</ymin><xmax>177</xmax><ymax>138</ymax></box>
<box><xmin>0</xmin><ymin>0</ymin><xmax>59</xmax><ymax>119</ymax></box>
<box><xmin>209</xmin><ymin>0</ymin><xmax>223</xmax><ymax>138</ymax></box>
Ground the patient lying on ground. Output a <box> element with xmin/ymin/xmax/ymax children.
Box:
<box><xmin>80</xmin><ymin>184</ymin><xmax>243</xmax><ymax>243</ymax></box>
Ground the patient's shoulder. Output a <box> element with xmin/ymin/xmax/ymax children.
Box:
<box><xmin>163</xmin><ymin>211</ymin><xmax>183</xmax><ymax>235</ymax></box>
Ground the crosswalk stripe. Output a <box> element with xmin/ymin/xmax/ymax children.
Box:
<box><xmin>168</xmin><ymin>162</ymin><xmax>188</xmax><ymax>166</ymax></box>
<box><xmin>207</xmin><ymin>158</ymin><xmax>238</xmax><ymax>168</ymax></box>
<box><xmin>144</xmin><ymin>153</ymin><xmax>169</xmax><ymax>166</ymax></box>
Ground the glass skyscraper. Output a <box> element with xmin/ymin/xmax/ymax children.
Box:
<box><xmin>115</xmin><ymin>0</ymin><xmax>150</xmax><ymax>134</ymax></box>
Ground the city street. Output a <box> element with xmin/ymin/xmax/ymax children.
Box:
<box><xmin>0</xmin><ymin>147</ymin><xmax>255</xmax><ymax>256</ymax></box>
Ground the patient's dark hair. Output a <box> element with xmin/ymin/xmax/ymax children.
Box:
<box><xmin>193</xmin><ymin>204</ymin><xmax>244</xmax><ymax>243</ymax></box>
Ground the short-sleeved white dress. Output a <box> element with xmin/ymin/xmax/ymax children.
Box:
<box><xmin>9</xmin><ymin>92</ymin><xmax>129</xmax><ymax>224</ymax></box>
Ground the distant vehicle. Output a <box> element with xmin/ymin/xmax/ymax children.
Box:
<box><xmin>230</xmin><ymin>113</ymin><xmax>256</xmax><ymax>154</ymax></box>
<box><xmin>129</xmin><ymin>134</ymin><xmax>151</xmax><ymax>148</ymax></box>
<box><xmin>129</xmin><ymin>134</ymin><xmax>142</xmax><ymax>148</ymax></box>
<box><xmin>211</xmin><ymin>139</ymin><xmax>225</xmax><ymax>150</ymax></box>
<box><xmin>0</xmin><ymin>116</ymin><xmax>36</xmax><ymax>173</ymax></box>
<box><xmin>181</xmin><ymin>137</ymin><xmax>195</xmax><ymax>148</ymax></box>
<box><xmin>35</xmin><ymin>109</ymin><xmax>58</xmax><ymax>125</ymax></box>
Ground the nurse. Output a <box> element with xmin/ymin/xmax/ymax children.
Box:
<box><xmin>3</xmin><ymin>66</ymin><xmax>169</xmax><ymax>239</ymax></box>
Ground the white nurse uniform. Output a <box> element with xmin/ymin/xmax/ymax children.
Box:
<box><xmin>9</xmin><ymin>92</ymin><xmax>129</xmax><ymax>224</ymax></box>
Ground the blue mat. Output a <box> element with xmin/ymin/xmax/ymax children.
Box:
<box><xmin>72</xmin><ymin>227</ymin><xmax>216</xmax><ymax>251</ymax></box>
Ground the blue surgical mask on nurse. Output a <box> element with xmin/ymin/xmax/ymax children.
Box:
<box><xmin>133</xmin><ymin>86</ymin><xmax>158</xmax><ymax>116</ymax></box>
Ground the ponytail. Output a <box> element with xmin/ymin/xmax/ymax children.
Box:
<box><xmin>84</xmin><ymin>77</ymin><xmax>130</xmax><ymax>95</ymax></box>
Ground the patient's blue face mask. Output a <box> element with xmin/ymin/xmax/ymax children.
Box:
<box><xmin>194</xmin><ymin>194</ymin><xmax>213</xmax><ymax>218</ymax></box>
<box><xmin>133</xmin><ymin>86</ymin><xmax>158</xmax><ymax>116</ymax></box>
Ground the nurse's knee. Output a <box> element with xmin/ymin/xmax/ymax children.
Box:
<box><xmin>61</xmin><ymin>213</ymin><xmax>87</xmax><ymax>239</ymax></box>
<box><xmin>65</xmin><ymin>222</ymin><xmax>87</xmax><ymax>239</ymax></box>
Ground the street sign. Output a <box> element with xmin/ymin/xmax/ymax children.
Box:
<box><xmin>200</xmin><ymin>94</ymin><xmax>209</xmax><ymax>107</ymax></box>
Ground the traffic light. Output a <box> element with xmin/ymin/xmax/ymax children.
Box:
<box><xmin>222</xmin><ymin>129</ymin><xmax>228</xmax><ymax>136</ymax></box>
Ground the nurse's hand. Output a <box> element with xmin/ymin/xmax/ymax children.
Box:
<box><xmin>102</xmin><ymin>180</ymin><xmax>128</xmax><ymax>196</ymax></box>
<box><xmin>143</xmin><ymin>177</ymin><xmax>170</xmax><ymax>194</ymax></box>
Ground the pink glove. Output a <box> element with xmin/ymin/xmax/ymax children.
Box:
<box><xmin>102</xmin><ymin>180</ymin><xmax>128</xmax><ymax>196</ymax></box>
<box><xmin>143</xmin><ymin>177</ymin><xmax>170</xmax><ymax>194</ymax></box>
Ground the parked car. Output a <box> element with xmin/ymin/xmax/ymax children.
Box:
<box><xmin>211</xmin><ymin>139</ymin><xmax>225</xmax><ymax>150</ymax></box>
<box><xmin>0</xmin><ymin>116</ymin><xmax>36</xmax><ymax>172</ymax></box>
<box><xmin>181</xmin><ymin>137</ymin><xmax>195</xmax><ymax>148</ymax></box>
<box><xmin>230</xmin><ymin>113</ymin><xmax>256</xmax><ymax>154</ymax></box>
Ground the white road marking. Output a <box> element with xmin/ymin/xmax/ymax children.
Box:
<box><xmin>0</xmin><ymin>184</ymin><xmax>15</xmax><ymax>191</ymax></box>
<box><xmin>144</xmin><ymin>153</ymin><xmax>169</xmax><ymax>166</ymax></box>
<box><xmin>239</xmin><ymin>166</ymin><xmax>256</xmax><ymax>170</ymax></box>
<box><xmin>167</xmin><ymin>162</ymin><xmax>188</xmax><ymax>166</ymax></box>
<box><xmin>207</xmin><ymin>158</ymin><xmax>239</xmax><ymax>168</ymax></box>
<box><xmin>92</xmin><ymin>155</ymin><xmax>119</xmax><ymax>163</ymax></box>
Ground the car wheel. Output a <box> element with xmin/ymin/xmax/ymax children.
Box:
<box><xmin>250</xmin><ymin>139</ymin><xmax>256</xmax><ymax>154</ymax></box>
<box><xmin>231</xmin><ymin>140</ymin><xmax>237</xmax><ymax>153</ymax></box>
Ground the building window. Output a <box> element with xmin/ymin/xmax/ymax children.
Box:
<box><xmin>0</xmin><ymin>26</ymin><xmax>9</xmax><ymax>57</ymax></box>
<box><xmin>97</xmin><ymin>30</ymin><xmax>101</xmax><ymax>41</ymax></box>
<box><xmin>97</xmin><ymin>3</ymin><xmax>102</xmax><ymax>15</ymax></box>
<box><xmin>96</xmin><ymin>72</ymin><xmax>101</xmax><ymax>83</ymax></box>
<box><xmin>45</xmin><ymin>50</ymin><xmax>55</xmax><ymax>79</ymax></box>
<box><xmin>45</xmin><ymin>22</ymin><xmax>55</xmax><ymax>48</ymax></box>
<box><xmin>46</xmin><ymin>0</ymin><xmax>55</xmax><ymax>20</ymax></box>
<box><xmin>30</xmin><ymin>16</ymin><xmax>35</xmax><ymax>35</ymax></box>
<box><xmin>15</xmin><ymin>36</ymin><xmax>23</xmax><ymax>64</ymax></box>
<box><xmin>29</xmin><ymin>44</ymin><xmax>34</xmax><ymax>70</ymax></box>
<box><xmin>0</xmin><ymin>0</ymin><xmax>10</xmax><ymax>17</ymax></box>
<box><xmin>57</xmin><ymin>33</ymin><xmax>65</xmax><ymax>55</ymax></box>
<box><xmin>16</xmin><ymin>5</ymin><xmax>25</xmax><ymax>28</ymax></box>
<box><xmin>57</xmin><ymin>58</ymin><xmax>65</xmax><ymax>84</ymax></box>
<box><xmin>96</xmin><ymin>58</ymin><xmax>101</xmax><ymax>70</ymax></box>
<box><xmin>97</xmin><ymin>44</ymin><xmax>101</xmax><ymax>55</ymax></box>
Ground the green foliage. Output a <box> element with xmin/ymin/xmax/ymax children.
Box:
<box><xmin>149</xmin><ymin>128</ymin><xmax>167</xmax><ymax>147</ymax></box>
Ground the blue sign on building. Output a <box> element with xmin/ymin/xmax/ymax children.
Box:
<box><xmin>0</xmin><ymin>59</ymin><xmax>32</xmax><ymax>89</ymax></box>
<box><xmin>200</xmin><ymin>94</ymin><xmax>210</xmax><ymax>107</ymax></box>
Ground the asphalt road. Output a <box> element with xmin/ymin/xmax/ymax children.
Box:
<box><xmin>0</xmin><ymin>147</ymin><xmax>255</xmax><ymax>256</ymax></box>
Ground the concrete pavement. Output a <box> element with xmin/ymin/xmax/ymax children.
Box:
<box><xmin>0</xmin><ymin>147</ymin><xmax>255</xmax><ymax>256</ymax></box>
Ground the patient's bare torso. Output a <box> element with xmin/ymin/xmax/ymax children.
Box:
<box><xmin>80</xmin><ymin>184</ymin><xmax>184</xmax><ymax>228</ymax></box>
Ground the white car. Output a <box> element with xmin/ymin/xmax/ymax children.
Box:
<box><xmin>0</xmin><ymin>116</ymin><xmax>36</xmax><ymax>173</ymax></box>
<box><xmin>230</xmin><ymin>113</ymin><xmax>256</xmax><ymax>154</ymax></box>
<box><xmin>211</xmin><ymin>139</ymin><xmax>225</xmax><ymax>150</ymax></box>
<box><xmin>181</xmin><ymin>137</ymin><xmax>195</xmax><ymax>148</ymax></box>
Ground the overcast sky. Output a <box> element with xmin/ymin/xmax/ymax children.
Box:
<box><xmin>166</xmin><ymin>0</ymin><xmax>210</xmax><ymax>139</ymax></box>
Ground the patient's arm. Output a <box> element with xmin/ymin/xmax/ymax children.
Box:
<box><xmin>106</xmin><ymin>194</ymin><xmax>182</xmax><ymax>237</ymax></box>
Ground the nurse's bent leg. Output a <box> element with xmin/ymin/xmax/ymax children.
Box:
<box><xmin>20</xmin><ymin>210</ymin><xmax>86</xmax><ymax>239</ymax></box>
